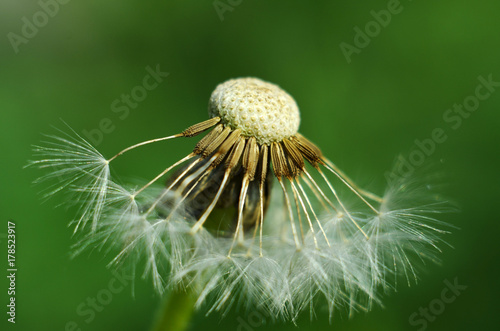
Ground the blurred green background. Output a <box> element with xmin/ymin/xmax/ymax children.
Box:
<box><xmin>1</xmin><ymin>0</ymin><xmax>499</xmax><ymax>330</ymax></box>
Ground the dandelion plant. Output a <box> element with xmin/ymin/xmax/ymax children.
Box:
<box><xmin>29</xmin><ymin>77</ymin><xmax>451</xmax><ymax>329</ymax></box>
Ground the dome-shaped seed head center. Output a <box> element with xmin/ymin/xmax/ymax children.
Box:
<box><xmin>208</xmin><ymin>78</ymin><xmax>300</xmax><ymax>145</ymax></box>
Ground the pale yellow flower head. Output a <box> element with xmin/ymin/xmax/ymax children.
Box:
<box><xmin>208</xmin><ymin>77</ymin><xmax>300</xmax><ymax>145</ymax></box>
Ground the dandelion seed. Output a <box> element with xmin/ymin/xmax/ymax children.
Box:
<box><xmin>30</xmin><ymin>77</ymin><xmax>452</xmax><ymax>321</ymax></box>
<box><xmin>27</xmin><ymin>123</ymin><xmax>111</xmax><ymax>232</ymax></box>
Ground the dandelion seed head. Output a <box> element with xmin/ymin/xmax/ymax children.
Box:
<box><xmin>209</xmin><ymin>77</ymin><xmax>300</xmax><ymax>145</ymax></box>
<box><xmin>29</xmin><ymin>79</ymin><xmax>454</xmax><ymax>321</ymax></box>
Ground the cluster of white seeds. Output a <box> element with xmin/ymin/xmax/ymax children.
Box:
<box><xmin>208</xmin><ymin>77</ymin><xmax>300</xmax><ymax>145</ymax></box>
<box><xmin>29</xmin><ymin>77</ymin><xmax>450</xmax><ymax>321</ymax></box>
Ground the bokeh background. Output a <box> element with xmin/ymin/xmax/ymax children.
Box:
<box><xmin>1</xmin><ymin>0</ymin><xmax>499</xmax><ymax>330</ymax></box>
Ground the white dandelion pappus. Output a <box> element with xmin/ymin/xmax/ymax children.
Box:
<box><xmin>28</xmin><ymin>124</ymin><xmax>111</xmax><ymax>232</ymax></box>
<box><xmin>29</xmin><ymin>77</ymin><xmax>452</xmax><ymax>320</ymax></box>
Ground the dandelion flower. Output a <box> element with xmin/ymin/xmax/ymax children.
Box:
<box><xmin>30</xmin><ymin>77</ymin><xmax>451</xmax><ymax>324</ymax></box>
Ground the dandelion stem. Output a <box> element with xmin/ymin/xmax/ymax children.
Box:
<box><xmin>151</xmin><ymin>288</ymin><xmax>197</xmax><ymax>331</ymax></box>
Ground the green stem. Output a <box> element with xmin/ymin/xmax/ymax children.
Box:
<box><xmin>151</xmin><ymin>288</ymin><xmax>197</xmax><ymax>331</ymax></box>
